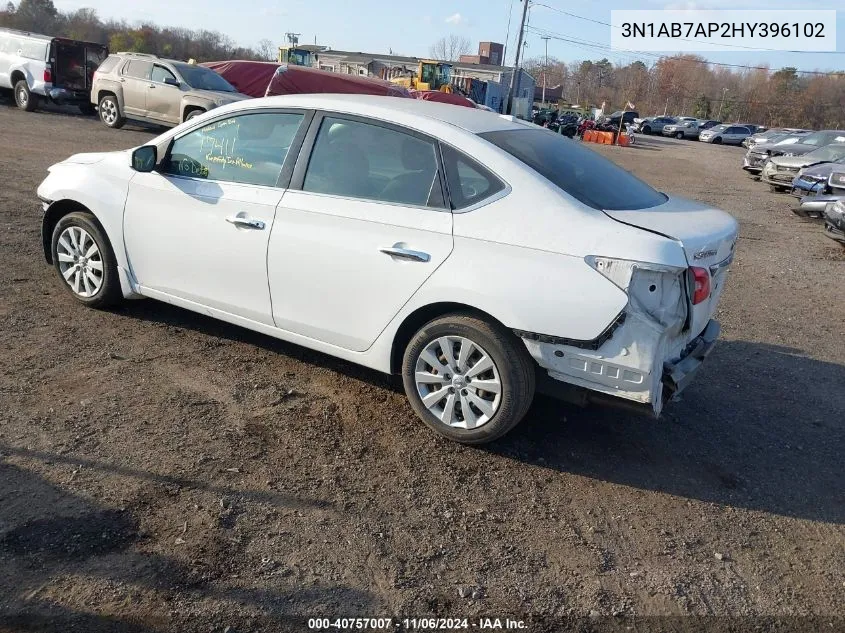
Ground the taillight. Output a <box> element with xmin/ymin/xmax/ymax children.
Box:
<box><xmin>690</xmin><ymin>267</ymin><xmax>711</xmax><ymax>304</ymax></box>
<box><xmin>43</xmin><ymin>67</ymin><xmax>52</xmax><ymax>83</ymax></box>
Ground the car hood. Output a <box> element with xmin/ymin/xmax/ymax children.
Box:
<box><xmin>798</xmin><ymin>162</ymin><xmax>837</xmax><ymax>178</ymax></box>
<box><xmin>189</xmin><ymin>89</ymin><xmax>251</xmax><ymax>102</ymax></box>
<box><xmin>602</xmin><ymin>195</ymin><xmax>737</xmax><ymax>268</ymax></box>
<box><xmin>54</xmin><ymin>151</ymin><xmax>117</xmax><ymax>166</ymax></box>
<box><xmin>768</xmin><ymin>144</ymin><xmax>818</xmax><ymax>157</ymax></box>
<box><xmin>770</xmin><ymin>154</ymin><xmax>829</xmax><ymax>169</ymax></box>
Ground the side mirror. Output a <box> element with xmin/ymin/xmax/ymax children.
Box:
<box><xmin>164</xmin><ymin>77</ymin><xmax>180</xmax><ymax>87</ymax></box>
<box><xmin>131</xmin><ymin>145</ymin><xmax>157</xmax><ymax>172</ymax></box>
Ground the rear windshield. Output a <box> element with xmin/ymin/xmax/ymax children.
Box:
<box><xmin>173</xmin><ymin>63</ymin><xmax>236</xmax><ymax>92</ymax></box>
<box><xmin>480</xmin><ymin>128</ymin><xmax>667</xmax><ymax>211</ymax></box>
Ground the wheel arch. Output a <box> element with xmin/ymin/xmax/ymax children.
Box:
<box><xmin>42</xmin><ymin>199</ymin><xmax>105</xmax><ymax>264</ymax></box>
<box><xmin>389</xmin><ymin>302</ymin><xmax>510</xmax><ymax>374</ymax></box>
<box><xmin>10</xmin><ymin>69</ymin><xmax>27</xmax><ymax>87</ymax></box>
<box><xmin>182</xmin><ymin>103</ymin><xmax>207</xmax><ymax>122</ymax></box>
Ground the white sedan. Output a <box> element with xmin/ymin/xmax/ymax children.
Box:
<box><xmin>37</xmin><ymin>95</ymin><xmax>738</xmax><ymax>444</ymax></box>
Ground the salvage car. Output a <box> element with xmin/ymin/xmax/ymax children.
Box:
<box><xmin>791</xmin><ymin>165</ymin><xmax>845</xmax><ymax>217</ymax></box>
<box><xmin>662</xmin><ymin>119</ymin><xmax>699</xmax><ymax>139</ymax></box>
<box><xmin>766</xmin><ymin>129</ymin><xmax>845</xmax><ymax>158</ymax></box>
<box><xmin>743</xmin><ymin>133</ymin><xmax>810</xmax><ymax>175</ymax></box>
<box><xmin>36</xmin><ymin>95</ymin><xmax>737</xmax><ymax>444</ymax></box>
<box><xmin>822</xmin><ymin>199</ymin><xmax>845</xmax><ymax>246</ymax></box>
<box><xmin>744</xmin><ymin>127</ymin><xmax>809</xmax><ymax>149</ymax></box>
<box><xmin>0</xmin><ymin>27</ymin><xmax>107</xmax><ymax>113</ymax></box>
<box><xmin>91</xmin><ymin>52</ymin><xmax>250</xmax><ymax>129</ymax></box>
<box><xmin>699</xmin><ymin>124</ymin><xmax>752</xmax><ymax>145</ymax></box>
<box><xmin>761</xmin><ymin>143</ymin><xmax>845</xmax><ymax>192</ymax></box>
<box><xmin>632</xmin><ymin>116</ymin><xmax>675</xmax><ymax>134</ymax></box>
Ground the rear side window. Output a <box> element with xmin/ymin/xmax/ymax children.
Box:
<box><xmin>440</xmin><ymin>144</ymin><xmax>505</xmax><ymax>210</ymax></box>
<box><xmin>97</xmin><ymin>56</ymin><xmax>119</xmax><ymax>74</ymax></box>
<box><xmin>481</xmin><ymin>128</ymin><xmax>667</xmax><ymax>211</ymax></box>
<box><xmin>302</xmin><ymin>117</ymin><xmax>445</xmax><ymax>208</ymax></box>
<box><xmin>123</xmin><ymin>60</ymin><xmax>151</xmax><ymax>80</ymax></box>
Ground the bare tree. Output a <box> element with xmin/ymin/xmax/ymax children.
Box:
<box><xmin>429</xmin><ymin>35</ymin><xmax>472</xmax><ymax>61</ymax></box>
<box><xmin>256</xmin><ymin>38</ymin><xmax>275</xmax><ymax>62</ymax></box>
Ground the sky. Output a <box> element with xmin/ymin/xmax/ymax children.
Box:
<box><xmin>53</xmin><ymin>0</ymin><xmax>845</xmax><ymax>73</ymax></box>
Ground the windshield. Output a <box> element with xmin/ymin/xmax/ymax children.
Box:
<box><xmin>805</xmin><ymin>144</ymin><xmax>845</xmax><ymax>162</ymax></box>
<box><xmin>481</xmin><ymin>128</ymin><xmax>667</xmax><ymax>211</ymax></box>
<box><xmin>173</xmin><ymin>64</ymin><xmax>237</xmax><ymax>92</ymax></box>
<box><xmin>799</xmin><ymin>131</ymin><xmax>845</xmax><ymax>146</ymax></box>
<box><xmin>708</xmin><ymin>125</ymin><xmax>727</xmax><ymax>133</ymax></box>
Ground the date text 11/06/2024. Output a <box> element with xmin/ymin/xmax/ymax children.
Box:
<box><xmin>307</xmin><ymin>618</ymin><xmax>528</xmax><ymax>630</ymax></box>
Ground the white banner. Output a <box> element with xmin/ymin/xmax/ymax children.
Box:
<box><xmin>610</xmin><ymin>10</ymin><xmax>837</xmax><ymax>52</ymax></box>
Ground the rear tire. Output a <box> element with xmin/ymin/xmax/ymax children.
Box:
<box><xmin>51</xmin><ymin>211</ymin><xmax>122</xmax><ymax>309</ymax></box>
<box><xmin>402</xmin><ymin>314</ymin><xmax>535</xmax><ymax>444</ymax></box>
<box><xmin>14</xmin><ymin>80</ymin><xmax>38</xmax><ymax>111</ymax></box>
<box><xmin>98</xmin><ymin>94</ymin><xmax>125</xmax><ymax>129</ymax></box>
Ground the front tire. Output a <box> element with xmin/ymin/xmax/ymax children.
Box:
<box><xmin>185</xmin><ymin>108</ymin><xmax>205</xmax><ymax>122</ymax></box>
<box><xmin>14</xmin><ymin>80</ymin><xmax>38</xmax><ymax>111</ymax></box>
<box><xmin>675</xmin><ymin>131</ymin><xmax>684</xmax><ymax>139</ymax></box>
<box><xmin>98</xmin><ymin>94</ymin><xmax>125</xmax><ymax>129</ymax></box>
<box><xmin>642</xmin><ymin>125</ymin><xmax>651</xmax><ymax>134</ymax></box>
<box><xmin>713</xmin><ymin>136</ymin><xmax>723</xmax><ymax>144</ymax></box>
<box><xmin>51</xmin><ymin>211</ymin><xmax>122</xmax><ymax>308</ymax></box>
<box><xmin>401</xmin><ymin>314</ymin><xmax>536</xmax><ymax>444</ymax></box>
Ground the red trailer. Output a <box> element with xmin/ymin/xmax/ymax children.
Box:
<box><xmin>202</xmin><ymin>60</ymin><xmax>411</xmax><ymax>99</ymax></box>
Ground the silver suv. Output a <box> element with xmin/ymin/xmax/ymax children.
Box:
<box><xmin>91</xmin><ymin>52</ymin><xmax>249</xmax><ymax>129</ymax></box>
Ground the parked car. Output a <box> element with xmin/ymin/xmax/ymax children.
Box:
<box><xmin>662</xmin><ymin>119</ymin><xmax>699</xmax><ymax>139</ymax></box>
<box><xmin>761</xmin><ymin>143</ymin><xmax>845</xmax><ymax>191</ymax></box>
<box><xmin>790</xmin><ymin>164</ymin><xmax>845</xmax><ymax>217</ymax></box>
<box><xmin>0</xmin><ymin>27</ymin><xmax>107</xmax><ymax>113</ymax></box>
<box><xmin>822</xmin><ymin>199</ymin><xmax>845</xmax><ymax>246</ymax></box>
<box><xmin>697</xmin><ymin>119</ymin><xmax>722</xmax><ymax>132</ymax></box>
<box><xmin>766</xmin><ymin>129</ymin><xmax>845</xmax><ymax>158</ymax></box>
<box><xmin>91</xmin><ymin>52</ymin><xmax>250</xmax><ymax>129</ymax></box>
<box><xmin>36</xmin><ymin>94</ymin><xmax>737</xmax><ymax>444</ymax></box>
<box><xmin>743</xmin><ymin>127</ymin><xmax>810</xmax><ymax>148</ymax></box>
<box><xmin>737</xmin><ymin>124</ymin><xmax>765</xmax><ymax>135</ymax></box>
<box><xmin>742</xmin><ymin>134</ymin><xmax>810</xmax><ymax>174</ymax></box>
<box><xmin>599</xmin><ymin>110</ymin><xmax>639</xmax><ymax>127</ymax></box>
<box><xmin>632</xmin><ymin>116</ymin><xmax>675</xmax><ymax>134</ymax></box>
<box><xmin>699</xmin><ymin>124</ymin><xmax>752</xmax><ymax>145</ymax></box>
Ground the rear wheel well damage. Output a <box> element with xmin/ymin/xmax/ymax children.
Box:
<box><xmin>42</xmin><ymin>200</ymin><xmax>96</xmax><ymax>263</ymax></box>
<box><xmin>11</xmin><ymin>70</ymin><xmax>26</xmax><ymax>86</ymax></box>
<box><xmin>389</xmin><ymin>303</ymin><xmax>511</xmax><ymax>374</ymax></box>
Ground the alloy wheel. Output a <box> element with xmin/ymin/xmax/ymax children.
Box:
<box><xmin>101</xmin><ymin>100</ymin><xmax>117</xmax><ymax>125</ymax></box>
<box><xmin>56</xmin><ymin>226</ymin><xmax>104</xmax><ymax>298</ymax></box>
<box><xmin>17</xmin><ymin>87</ymin><xmax>27</xmax><ymax>107</ymax></box>
<box><xmin>414</xmin><ymin>336</ymin><xmax>502</xmax><ymax>429</ymax></box>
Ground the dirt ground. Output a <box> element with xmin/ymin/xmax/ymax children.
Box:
<box><xmin>0</xmin><ymin>98</ymin><xmax>842</xmax><ymax>633</ymax></box>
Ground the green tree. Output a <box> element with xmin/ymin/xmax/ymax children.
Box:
<box><xmin>693</xmin><ymin>93</ymin><xmax>710</xmax><ymax>118</ymax></box>
<box><xmin>14</xmin><ymin>0</ymin><xmax>57</xmax><ymax>32</ymax></box>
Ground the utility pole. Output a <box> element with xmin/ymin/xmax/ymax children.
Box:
<box><xmin>506</xmin><ymin>0</ymin><xmax>530</xmax><ymax>116</ymax></box>
<box><xmin>541</xmin><ymin>35</ymin><xmax>550</xmax><ymax>108</ymax></box>
<box><xmin>717</xmin><ymin>87</ymin><xmax>728</xmax><ymax>119</ymax></box>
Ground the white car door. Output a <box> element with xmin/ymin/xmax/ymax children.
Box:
<box><xmin>268</xmin><ymin>114</ymin><xmax>455</xmax><ymax>352</ymax></box>
<box><xmin>124</xmin><ymin>110</ymin><xmax>308</xmax><ymax>325</ymax></box>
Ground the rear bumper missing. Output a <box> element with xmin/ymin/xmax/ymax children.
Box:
<box><xmin>662</xmin><ymin>319</ymin><xmax>720</xmax><ymax>398</ymax></box>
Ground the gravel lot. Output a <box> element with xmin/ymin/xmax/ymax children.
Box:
<box><xmin>0</xmin><ymin>99</ymin><xmax>843</xmax><ymax>633</ymax></box>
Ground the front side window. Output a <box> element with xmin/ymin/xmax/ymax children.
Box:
<box><xmin>123</xmin><ymin>60</ymin><xmax>152</xmax><ymax>80</ymax></box>
<box><xmin>151</xmin><ymin>65</ymin><xmax>177</xmax><ymax>84</ymax></box>
<box><xmin>162</xmin><ymin>112</ymin><xmax>304</xmax><ymax>186</ymax></box>
<box><xmin>481</xmin><ymin>128</ymin><xmax>667</xmax><ymax>211</ymax></box>
<box><xmin>302</xmin><ymin>117</ymin><xmax>444</xmax><ymax>208</ymax></box>
<box><xmin>172</xmin><ymin>63</ymin><xmax>236</xmax><ymax>92</ymax></box>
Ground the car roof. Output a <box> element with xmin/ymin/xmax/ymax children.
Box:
<box><xmin>215</xmin><ymin>94</ymin><xmax>527</xmax><ymax>134</ymax></box>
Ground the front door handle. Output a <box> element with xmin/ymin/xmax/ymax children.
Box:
<box><xmin>379</xmin><ymin>245</ymin><xmax>430</xmax><ymax>262</ymax></box>
<box><xmin>226</xmin><ymin>216</ymin><xmax>265</xmax><ymax>230</ymax></box>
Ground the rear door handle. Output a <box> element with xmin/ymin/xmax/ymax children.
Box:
<box><xmin>379</xmin><ymin>245</ymin><xmax>430</xmax><ymax>262</ymax></box>
<box><xmin>226</xmin><ymin>216</ymin><xmax>265</xmax><ymax>230</ymax></box>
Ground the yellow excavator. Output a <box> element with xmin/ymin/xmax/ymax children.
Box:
<box><xmin>390</xmin><ymin>60</ymin><xmax>454</xmax><ymax>92</ymax></box>
<box><xmin>278</xmin><ymin>46</ymin><xmax>315</xmax><ymax>66</ymax></box>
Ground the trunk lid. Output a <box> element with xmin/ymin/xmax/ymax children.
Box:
<box><xmin>603</xmin><ymin>195</ymin><xmax>738</xmax><ymax>336</ymax></box>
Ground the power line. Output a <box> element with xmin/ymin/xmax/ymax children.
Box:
<box><xmin>525</xmin><ymin>25</ymin><xmax>845</xmax><ymax>76</ymax></box>
<box><xmin>531</xmin><ymin>2</ymin><xmax>845</xmax><ymax>55</ymax></box>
